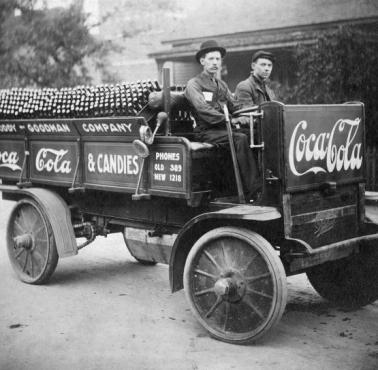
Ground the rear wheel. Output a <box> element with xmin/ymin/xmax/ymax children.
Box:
<box><xmin>132</xmin><ymin>257</ymin><xmax>157</xmax><ymax>265</ymax></box>
<box><xmin>307</xmin><ymin>244</ymin><xmax>378</xmax><ymax>307</ymax></box>
<box><xmin>184</xmin><ymin>227</ymin><xmax>287</xmax><ymax>344</ymax></box>
<box><xmin>6</xmin><ymin>198</ymin><xmax>58</xmax><ymax>284</ymax></box>
<box><xmin>122</xmin><ymin>228</ymin><xmax>157</xmax><ymax>265</ymax></box>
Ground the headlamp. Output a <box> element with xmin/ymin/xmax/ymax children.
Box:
<box><xmin>139</xmin><ymin>125</ymin><xmax>154</xmax><ymax>145</ymax></box>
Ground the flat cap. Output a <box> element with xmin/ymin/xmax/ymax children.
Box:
<box><xmin>252</xmin><ymin>50</ymin><xmax>275</xmax><ymax>63</ymax></box>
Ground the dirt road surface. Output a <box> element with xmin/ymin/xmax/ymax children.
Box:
<box><xmin>0</xmin><ymin>196</ymin><xmax>377</xmax><ymax>370</ymax></box>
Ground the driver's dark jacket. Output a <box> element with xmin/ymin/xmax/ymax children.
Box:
<box><xmin>184</xmin><ymin>72</ymin><xmax>240</xmax><ymax>132</ymax></box>
<box><xmin>235</xmin><ymin>74</ymin><xmax>276</xmax><ymax>107</ymax></box>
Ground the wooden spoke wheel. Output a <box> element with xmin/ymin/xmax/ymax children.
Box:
<box><xmin>122</xmin><ymin>228</ymin><xmax>157</xmax><ymax>265</ymax></box>
<box><xmin>6</xmin><ymin>199</ymin><xmax>58</xmax><ymax>284</ymax></box>
<box><xmin>307</xmin><ymin>244</ymin><xmax>378</xmax><ymax>308</ymax></box>
<box><xmin>184</xmin><ymin>227</ymin><xmax>287</xmax><ymax>344</ymax></box>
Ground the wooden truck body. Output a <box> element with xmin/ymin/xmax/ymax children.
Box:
<box><xmin>1</xmin><ymin>85</ymin><xmax>377</xmax><ymax>344</ymax></box>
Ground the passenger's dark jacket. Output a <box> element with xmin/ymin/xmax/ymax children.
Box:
<box><xmin>184</xmin><ymin>71</ymin><xmax>239</xmax><ymax>131</ymax></box>
<box><xmin>234</xmin><ymin>74</ymin><xmax>276</xmax><ymax>107</ymax></box>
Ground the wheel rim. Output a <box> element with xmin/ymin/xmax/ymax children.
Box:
<box><xmin>7</xmin><ymin>200</ymin><xmax>53</xmax><ymax>282</ymax></box>
<box><xmin>186</xmin><ymin>231</ymin><xmax>284</xmax><ymax>342</ymax></box>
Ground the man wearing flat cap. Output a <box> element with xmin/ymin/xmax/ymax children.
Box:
<box><xmin>185</xmin><ymin>40</ymin><xmax>260</xmax><ymax>200</ymax></box>
<box><xmin>235</xmin><ymin>50</ymin><xmax>276</xmax><ymax>107</ymax></box>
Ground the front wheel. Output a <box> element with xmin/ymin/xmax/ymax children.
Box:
<box><xmin>184</xmin><ymin>227</ymin><xmax>287</xmax><ymax>344</ymax></box>
<box><xmin>307</xmin><ymin>244</ymin><xmax>378</xmax><ymax>307</ymax></box>
<box><xmin>6</xmin><ymin>198</ymin><xmax>58</xmax><ymax>284</ymax></box>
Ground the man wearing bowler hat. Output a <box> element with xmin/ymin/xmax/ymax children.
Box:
<box><xmin>185</xmin><ymin>40</ymin><xmax>260</xmax><ymax>201</ymax></box>
<box><xmin>235</xmin><ymin>50</ymin><xmax>276</xmax><ymax>107</ymax></box>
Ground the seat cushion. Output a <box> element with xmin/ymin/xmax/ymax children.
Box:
<box><xmin>189</xmin><ymin>142</ymin><xmax>214</xmax><ymax>151</ymax></box>
<box><xmin>189</xmin><ymin>141</ymin><xmax>217</xmax><ymax>160</ymax></box>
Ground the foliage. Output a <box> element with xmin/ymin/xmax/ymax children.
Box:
<box><xmin>292</xmin><ymin>24</ymin><xmax>378</xmax><ymax>146</ymax></box>
<box><xmin>0</xmin><ymin>0</ymin><xmax>110</xmax><ymax>88</ymax></box>
<box><xmin>97</xmin><ymin>0</ymin><xmax>183</xmax><ymax>84</ymax></box>
<box><xmin>103</xmin><ymin>0</ymin><xmax>182</xmax><ymax>39</ymax></box>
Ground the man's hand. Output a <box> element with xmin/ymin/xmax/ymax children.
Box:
<box><xmin>231</xmin><ymin>116</ymin><xmax>250</xmax><ymax>127</ymax></box>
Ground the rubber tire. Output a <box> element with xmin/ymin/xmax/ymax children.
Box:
<box><xmin>184</xmin><ymin>227</ymin><xmax>287</xmax><ymax>344</ymax></box>
<box><xmin>133</xmin><ymin>258</ymin><xmax>157</xmax><ymax>266</ymax></box>
<box><xmin>6</xmin><ymin>198</ymin><xmax>58</xmax><ymax>284</ymax></box>
<box><xmin>307</xmin><ymin>244</ymin><xmax>378</xmax><ymax>308</ymax></box>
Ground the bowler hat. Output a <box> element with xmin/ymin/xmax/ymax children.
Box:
<box><xmin>252</xmin><ymin>50</ymin><xmax>275</xmax><ymax>63</ymax></box>
<box><xmin>195</xmin><ymin>40</ymin><xmax>226</xmax><ymax>63</ymax></box>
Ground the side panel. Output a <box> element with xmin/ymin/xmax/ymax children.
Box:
<box><xmin>290</xmin><ymin>184</ymin><xmax>359</xmax><ymax>247</ymax></box>
<box><xmin>261</xmin><ymin>102</ymin><xmax>284</xmax><ymax>206</ymax></box>
<box><xmin>0</xmin><ymin>121</ymin><xmax>27</xmax><ymax>181</ymax></box>
<box><xmin>26</xmin><ymin>119</ymin><xmax>80</xmax><ymax>186</ymax></box>
<box><xmin>283</xmin><ymin>104</ymin><xmax>364</xmax><ymax>191</ymax></box>
<box><xmin>0</xmin><ymin>140</ymin><xmax>24</xmax><ymax>180</ymax></box>
<box><xmin>83</xmin><ymin>142</ymin><xmax>141</xmax><ymax>189</ymax></box>
<box><xmin>149</xmin><ymin>144</ymin><xmax>187</xmax><ymax>193</ymax></box>
<box><xmin>74</xmin><ymin>117</ymin><xmax>144</xmax><ymax>137</ymax></box>
<box><xmin>282</xmin><ymin>104</ymin><xmax>365</xmax><ymax>247</ymax></box>
<box><xmin>82</xmin><ymin>139</ymin><xmax>192</xmax><ymax>197</ymax></box>
<box><xmin>30</xmin><ymin>140</ymin><xmax>80</xmax><ymax>184</ymax></box>
<box><xmin>0</xmin><ymin>118</ymin><xmax>211</xmax><ymax>202</ymax></box>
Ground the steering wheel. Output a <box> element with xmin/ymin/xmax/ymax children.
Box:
<box><xmin>233</xmin><ymin>105</ymin><xmax>259</xmax><ymax>116</ymax></box>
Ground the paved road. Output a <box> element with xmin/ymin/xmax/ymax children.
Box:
<box><xmin>0</xmin><ymin>196</ymin><xmax>377</xmax><ymax>370</ymax></box>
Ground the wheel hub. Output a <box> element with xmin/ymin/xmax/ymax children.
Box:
<box><xmin>14</xmin><ymin>234</ymin><xmax>33</xmax><ymax>250</ymax></box>
<box><xmin>214</xmin><ymin>272</ymin><xmax>246</xmax><ymax>302</ymax></box>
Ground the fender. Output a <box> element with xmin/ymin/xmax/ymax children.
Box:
<box><xmin>169</xmin><ymin>204</ymin><xmax>281</xmax><ymax>292</ymax></box>
<box><xmin>0</xmin><ymin>184</ymin><xmax>77</xmax><ymax>257</ymax></box>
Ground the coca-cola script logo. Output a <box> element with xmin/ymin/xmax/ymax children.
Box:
<box><xmin>0</xmin><ymin>151</ymin><xmax>21</xmax><ymax>171</ymax></box>
<box><xmin>35</xmin><ymin>148</ymin><xmax>72</xmax><ymax>174</ymax></box>
<box><xmin>288</xmin><ymin>118</ymin><xmax>362</xmax><ymax>176</ymax></box>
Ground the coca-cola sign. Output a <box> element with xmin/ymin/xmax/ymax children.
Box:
<box><xmin>284</xmin><ymin>105</ymin><xmax>364</xmax><ymax>189</ymax></box>
<box><xmin>0</xmin><ymin>141</ymin><xmax>24</xmax><ymax>179</ymax></box>
<box><xmin>0</xmin><ymin>150</ymin><xmax>22</xmax><ymax>171</ymax></box>
<box><xmin>35</xmin><ymin>148</ymin><xmax>72</xmax><ymax>174</ymax></box>
<box><xmin>30</xmin><ymin>141</ymin><xmax>78</xmax><ymax>183</ymax></box>
<box><xmin>289</xmin><ymin>118</ymin><xmax>362</xmax><ymax>176</ymax></box>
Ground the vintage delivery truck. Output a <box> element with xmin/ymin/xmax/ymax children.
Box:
<box><xmin>0</xmin><ymin>70</ymin><xmax>377</xmax><ymax>344</ymax></box>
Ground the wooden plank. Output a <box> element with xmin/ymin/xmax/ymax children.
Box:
<box><xmin>282</xmin><ymin>193</ymin><xmax>292</xmax><ymax>237</ymax></box>
<box><xmin>291</xmin><ymin>216</ymin><xmax>358</xmax><ymax>248</ymax></box>
<box><xmin>358</xmin><ymin>183</ymin><xmax>365</xmax><ymax>226</ymax></box>
<box><xmin>290</xmin><ymin>185</ymin><xmax>357</xmax><ymax>215</ymax></box>
<box><xmin>291</xmin><ymin>205</ymin><xmax>356</xmax><ymax>226</ymax></box>
<box><xmin>373</xmin><ymin>146</ymin><xmax>377</xmax><ymax>190</ymax></box>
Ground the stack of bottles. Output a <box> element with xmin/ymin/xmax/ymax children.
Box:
<box><xmin>0</xmin><ymin>80</ymin><xmax>164</xmax><ymax>119</ymax></box>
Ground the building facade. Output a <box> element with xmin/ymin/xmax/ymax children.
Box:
<box><xmin>149</xmin><ymin>0</ymin><xmax>378</xmax><ymax>91</ymax></box>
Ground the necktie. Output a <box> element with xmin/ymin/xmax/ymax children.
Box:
<box><xmin>262</xmin><ymin>82</ymin><xmax>270</xmax><ymax>101</ymax></box>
